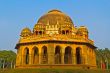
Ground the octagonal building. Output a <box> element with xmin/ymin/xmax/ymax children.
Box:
<box><xmin>15</xmin><ymin>9</ymin><xmax>97</xmax><ymax>69</ymax></box>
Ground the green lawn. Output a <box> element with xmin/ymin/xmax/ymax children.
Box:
<box><xmin>0</xmin><ymin>68</ymin><xmax>110</xmax><ymax>73</ymax></box>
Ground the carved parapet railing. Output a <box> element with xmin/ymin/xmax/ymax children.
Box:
<box><xmin>18</xmin><ymin>34</ymin><xmax>94</xmax><ymax>45</ymax></box>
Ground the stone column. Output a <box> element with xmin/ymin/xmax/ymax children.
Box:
<box><xmin>21</xmin><ymin>48</ymin><xmax>25</xmax><ymax>65</ymax></box>
<box><xmin>39</xmin><ymin>48</ymin><xmax>42</xmax><ymax>64</ymax></box>
<box><xmin>16</xmin><ymin>48</ymin><xmax>21</xmax><ymax>66</ymax></box>
<box><xmin>72</xmin><ymin>48</ymin><xmax>76</xmax><ymax>64</ymax></box>
<box><xmin>61</xmin><ymin>53</ymin><xmax>64</xmax><ymax>64</ymax></box>
<box><xmin>84</xmin><ymin>54</ymin><xmax>88</xmax><ymax>64</ymax></box>
<box><xmin>81</xmin><ymin>54</ymin><xmax>87</xmax><ymax>64</ymax></box>
<box><xmin>48</xmin><ymin>52</ymin><xmax>54</xmax><ymax>64</ymax></box>
<box><xmin>61</xmin><ymin>48</ymin><xmax>65</xmax><ymax>64</ymax></box>
<box><xmin>73</xmin><ymin>54</ymin><xmax>76</xmax><ymax>64</ymax></box>
<box><xmin>29</xmin><ymin>48</ymin><xmax>32</xmax><ymax>65</ymax></box>
<box><xmin>93</xmin><ymin>50</ymin><xmax>96</xmax><ymax>65</ymax></box>
<box><xmin>65</xmin><ymin>31</ymin><xmax>66</xmax><ymax>35</ymax></box>
<box><xmin>48</xmin><ymin>44</ymin><xmax>54</xmax><ymax>64</ymax></box>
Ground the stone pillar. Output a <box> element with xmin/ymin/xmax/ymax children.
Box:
<box><xmin>61</xmin><ymin>48</ymin><xmax>65</xmax><ymax>64</ymax></box>
<box><xmin>87</xmin><ymin>50</ymin><xmax>89</xmax><ymax>65</ymax></box>
<box><xmin>21</xmin><ymin>52</ymin><xmax>23</xmax><ymax>65</ymax></box>
<box><xmin>19</xmin><ymin>52</ymin><xmax>22</xmax><ymax>66</ymax></box>
<box><xmin>48</xmin><ymin>52</ymin><xmax>54</xmax><ymax>64</ymax></box>
<box><xmin>48</xmin><ymin>44</ymin><xmax>54</xmax><ymax>64</ymax></box>
<box><xmin>81</xmin><ymin>54</ymin><xmax>85</xmax><ymax>64</ymax></box>
<box><xmin>84</xmin><ymin>54</ymin><xmax>88</xmax><ymax>64</ymax></box>
<box><xmin>93</xmin><ymin>50</ymin><xmax>96</xmax><ymax>65</ymax></box>
<box><xmin>81</xmin><ymin>54</ymin><xmax>87</xmax><ymax>64</ymax></box>
<box><xmin>61</xmin><ymin>53</ymin><xmax>64</xmax><ymax>64</ymax></box>
<box><xmin>29</xmin><ymin>55</ymin><xmax>31</xmax><ymax>65</ymax></box>
<box><xmin>72</xmin><ymin>48</ymin><xmax>76</xmax><ymax>64</ymax></box>
<box><xmin>16</xmin><ymin>48</ymin><xmax>21</xmax><ymax>66</ymax></box>
<box><xmin>89</xmin><ymin>49</ymin><xmax>92</xmax><ymax>65</ymax></box>
<box><xmin>39</xmin><ymin>48</ymin><xmax>42</xmax><ymax>64</ymax></box>
<box><xmin>29</xmin><ymin>49</ymin><xmax>32</xmax><ymax>65</ymax></box>
<box><xmin>65</xmin><ymin>31</ymin><xmax>66</xmax><ymax>35</ymax></box>
<box><xmin>21</xmin><ymin>48</ymin><xmax>25</xmax><ymax>65</ymax></box>
<box><xmin>73</xmin><ymin>54</ymin><xmax>76</xmax><ymax>64</ymax></box>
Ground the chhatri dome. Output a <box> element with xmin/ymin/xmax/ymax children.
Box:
<box><xmin>15</xmin><ymin>9</ymin><xmax>97</xmax><ymax>69</ymax></box>
<box><xmin>21</xmin><ymin>27</ymin><xmax>31</xmax><ymax>37</ymax></box>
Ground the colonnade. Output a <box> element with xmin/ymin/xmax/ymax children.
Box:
<box><xmin>18</xmin><ymin>46</ymin><xmax>84</xmax><ymax>65</ymax></box>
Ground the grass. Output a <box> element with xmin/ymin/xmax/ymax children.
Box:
<box><xmin>0</xmin><ymin>68</ymin><xmax>110</xmax><ymax>73</ymax></box>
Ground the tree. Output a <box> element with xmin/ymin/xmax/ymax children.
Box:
<box><xmin>95</xmin><ymin>48</ymin><xmax>110</xmax><ymax>69</ymax></box>
<box><xmin>0</xmin><ymin>50</ymin><xmax>16</xmax><ymax>69</ymax></box>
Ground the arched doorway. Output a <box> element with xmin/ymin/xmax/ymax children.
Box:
<box><xmin>64</xmin><ymin>46</ymin><xmax>72</xmax><ymax>64</ymax></box>
<box><xmin>66</xmin><ymin>30</ymin><xmax>69</xmax><ymax>34</ymax></box>
<box><xmin>24</xmin><ymin>47</ymin><xmax>29</xmax><ymax>64</ymax></box>
<box><xmin>55</xmin><ymin>46</ymin><xmax>61</xmax><ymax>64</ymax></box>
<box><xmin>76</xmin><ymin>47</ymin><xmax>81</xmax><ymax>64</ymax></box>
<box><xmin>35</xmin><ymin>31</ymin><xmax>38</xmax><ymax>35</ymax></box>
<box><xmin>42</xmin><ymin>46</ymin><xmax>48</xmax><ymax>64</ymax></box>
<box><xmin>39</xmin><ymin>31</ymin><xmax>42</xmax><ymax>35</ymax></box>
<box><xmin>32</xmin><ymin>47</ymin><xmax>39</xmax><ymax>64</ymax></box>
<box><xmin>62</xmin><ymin>30</ymin><xmax>65</xmax><ymax>35</ymax></box>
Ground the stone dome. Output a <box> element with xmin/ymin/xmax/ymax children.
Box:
<box><xmin>21</xmin><ymin>27</ymin><xmax>31</xmax><ymax>37</ymax></box>
<box><xmin>78</xmin><ymin>26</ymin><xmax>88</xmax><ymax>32</ymax></box>
<box><xmin>36</xmin><ymin>9</ymin><xmax>74</xmax><ymax>26</ymax></box>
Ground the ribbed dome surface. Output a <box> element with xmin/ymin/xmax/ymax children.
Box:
<box><xmin>37</xmin><ymin>9</ymin><xmax>74</xmax><ymax>26</ymax></box>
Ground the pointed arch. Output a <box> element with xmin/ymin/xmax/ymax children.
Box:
<box><xmin>39</xmin><ymin>31</ymin><xmax>42</xmax><ymax>35</ymax></box>
<box><xmin>62</xmin><ymin>30</ymin><xmax>65</xmax><ymax>35</ymax></box>
<box><xmin>76</xmin><ymin>47</ymin><xmax>82</xmax><ymax>64</ymax></box>
<box><xmin>32</xmin><ymin>46</ymin><xmax>39</xmax><ymax>64</ymax></box>
<box><xmin>42</xmin><ymin>46</ymin><xmax>48</xmax><ymax>64</ymax></box>
<box><xmin>66</xmin><ymin>30</ymin><xmax>69</xmax><ymax>34</ymax></box>
<box><xmin>55</xmin><ymin>46</ymin><xmax>61</xmax><ymax>64</ymax></box>
<box><xmin>24</xmin><ymin>47</ymin><xmax>29</xmax><ymax>64</ymax></box>
<box><xmin>64</xmin><ymin>46</ymin><xmax>72</xmax><ymax>64</ymax></box>
<box><xmin>35</xmin><ymin>31</ymin><xmax>38</xmax><ymax>35</ymax></box>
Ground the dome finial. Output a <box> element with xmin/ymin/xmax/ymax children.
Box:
<box><xmin>48</xmin><ymin>9</ymin><xmax>62</xmax><ymax>13</ymax></box>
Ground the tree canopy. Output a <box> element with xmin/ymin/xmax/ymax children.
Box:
<box><xmin>95</xmin><ymin>48</ymin><xmax>110</xmax><ymax>69</ymax></box>
<box><xmin>0</xmin><ymin>50</ymin><xmax>16</xmax><ymax>62</ymax></box>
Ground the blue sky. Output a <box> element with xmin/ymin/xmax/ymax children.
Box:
<box><xmin>0</xmin><ymin>0</ymin><xmax>110</xmax><ymax>51</ymax></box>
